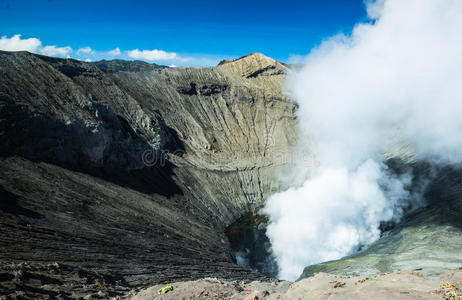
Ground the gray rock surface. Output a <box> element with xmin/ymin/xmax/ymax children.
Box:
<box><xmin>130</xmin><ymin>268</ymin><xmax>462</xmax><ymax>300</ymax></box>
<box><xmin>0</xmin><ymin>51</ymin><xmax>297</xmax><ymax>298</ymax></box>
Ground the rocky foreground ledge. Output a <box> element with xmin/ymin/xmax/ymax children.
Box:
<box><xmin>129</xmin><ymin>268</ymin><xmax>462</xmax><ymax>300</ymax></box>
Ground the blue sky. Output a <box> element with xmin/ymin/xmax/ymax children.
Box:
<box><xmin>0</xmin><ymin>0</ymin><xmax>367</xmax><ymax>66</ymax></box>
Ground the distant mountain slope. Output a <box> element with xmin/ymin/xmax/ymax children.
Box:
<box><xmin>94</xmin><ymin>59</ymin><xmax>166</xmax><ymax>72</ymax></box>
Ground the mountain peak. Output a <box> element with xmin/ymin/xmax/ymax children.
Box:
<box><xmin>217</xmin><ymin>53</ymin><xmax>288</xmax><ymax>78</ymax></box>
<box><xmin>218</xmin><ymin>52</ymin><xmax>270</xmax><ymax>63</ymax></box>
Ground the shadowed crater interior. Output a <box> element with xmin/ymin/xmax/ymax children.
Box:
<box><xmin>225</xmin><ymin>212</ymin><xmax>278</xmax><ymax>277</ymax></box>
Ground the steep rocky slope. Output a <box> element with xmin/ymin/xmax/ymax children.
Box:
<box><xmin>0</xmin><ymin>51</ymin><xmax>297</xmax><ymax>298</ymax></box>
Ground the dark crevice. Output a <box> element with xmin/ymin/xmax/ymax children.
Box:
<box><xmin>225</xmin><ymin>212</ymin><xmax>278</xmax><ymax>278</ymax></box>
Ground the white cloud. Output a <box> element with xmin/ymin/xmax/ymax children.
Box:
<box><xmin>0</xmin><ymin>35</ymin><xmax>218</xmax><ymax>66</ymax></box>
<box><xmin>0</xmin><ymin>34</ymin><xmax>42</xmax><ymax>52</ymax></box>
<box><xmin>127</xmin><ymin>48</ymin><xmax>187</xmax><ymax>61</ymax></box>
<box><xmin>85</xmin><ymin>58</ymin><xmax>92</xmax><ymax>62</ymax></box>
<box><xmin>77</xmin><ymin>46</ymin><xmax>93</xmax><ymax>55</ymax></box>
<box><xmin>108</xmin><ymin>47</ymin><xmax>121</xmax><ymax>56</ymax></box>
<box><xmin>40</xmin><ymin>45</ymin><xmax>72</xmax><ymax>57</ymax></box>
<box><xmin>364</xmin><ymin>0</ymin><xmax>386</xmax><ymax>19</ymax></box>
<box><xmin>0</xmin><ymin>34</ymin><xmax>73</xmax><ymax>58</ymax></box>
<box><xmin>287</xmin><ymin>54</ymin><xmax>306</xmax><ymax>65</ymax></box>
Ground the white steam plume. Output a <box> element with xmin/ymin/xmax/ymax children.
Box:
<box><xmin>263</xmin><ymin>0</ymin><xmax>462</xmax><ymax>281</ymax></box>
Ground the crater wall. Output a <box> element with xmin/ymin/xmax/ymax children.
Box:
<box><xmin>0</xmin><ymin>51</ymin><xmax>298</xmax><ymax>297</ymax></box>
